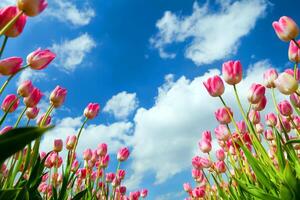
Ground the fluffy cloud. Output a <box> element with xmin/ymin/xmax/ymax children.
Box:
<box><xmin>51</xmin><ymin>33</ymin><xmax>96</xmax><ymax>72</ymax></box>
<box><xmin>150</xmin><ymin>0</ymin><xmax>267</xmax><ymax>65</ymax></box>
<box><xmin>104</xmin><ymin>92</ymin><xmax>139</xmax><ymax>120</ymax></box>
<box><xmin>17</xmin><ymin>70</ymin><xmax>47</xmax><ymax>86</ymax></box>
<box><xmin>126</xmin><ymin>60</ymin><xmax>282</xmax><ymax>188</ymax></box>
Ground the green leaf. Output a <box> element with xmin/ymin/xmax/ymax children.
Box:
<box><xmin>0</xmin><ymin>188</ymin><xmax>22</xmax><ymax>199</ymax></box>
<box><xmin>280</xmin><ymin>184</ymin><xmax>295</xmax><ymax>200</ymax></box>
<box><xmin>211</xmin><ymin>174</ymin><xmax>228</xmax><ymax>200</ymax></box>
<box><xmin>274</xmin><ymin>127</ymin><xmax>286</xmax><ymax>172</ymax></box>
<box><xmin>72</xmin><ymin>189</ymin><xmax>87</xmax><ymax>200</ymax></box>
<box><xmin>0</xmin><ymin>127</ymin><xmax>52</xmax><ymax>162</ymax></box>
<box><xmin>285</xmin><ymin>139</ymin><xmax>300</xmax><ymax>145</ymax></box>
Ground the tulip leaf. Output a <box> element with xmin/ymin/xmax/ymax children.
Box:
<box><xmin>0</xmin><ymin>127</ymin><xmax>52</xmax><ymax>163</ymax></box>
<box><xmin>285</xmin><ymin>139</ymin><xmax>300</xmax><ymax>145</ymax></box>
<box><xmin>274</xmin><ymin>127</ymin><xmax>286</xmax><ymax>172</ymax></box>
<box><xmin>72</xmin><ymin>189</ymin><xmax>87</xmax><ymax>200</ymax></box>
<box><xmin>0</xmin><ymin>188</ymin><xmax>22</xmax><ymax>199</ymax></box>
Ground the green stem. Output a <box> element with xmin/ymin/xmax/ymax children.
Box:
<box><xmin>111</xmin><ymin>162</ymin><xmax>121</xmax><ymax>200</ymax></box>
<box><xmin>26</xmin><ymin>118</ymin><xmax>30</xmax><ymax>127</ymax></box>
<box><xmin>14</xmin><ymin>107</ymin><xmax>27</xmax><ymax>127</ymax></box>
<box><xmin>294</xmin><ymin>62</ymin><xmax>298</xmax><ymax>80</ymax></box>
<box><xmin>0</xmin><ymin>11</ymin><xmax>23</xmax><ymax>36</ymax></box>
<box><xmin>0</xmin><ymin>36</ymin><xmax>8</xmax><ymax>59</ymax></box>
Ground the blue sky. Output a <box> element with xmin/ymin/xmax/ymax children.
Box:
<box><xmin>1</xmin><ymin>0</ymin><xmax>300</xmax><ymax>199</ymax></box>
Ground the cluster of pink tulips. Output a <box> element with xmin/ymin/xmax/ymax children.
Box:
<box><xmin>183</xmin><ymin>16</ymin><xmax>300</xmax><ymax>199</ymax></box>
<box><xmin>0</xmin><ymin>1</ymin><xmax>148</xmax><ymax>200</ymax></box>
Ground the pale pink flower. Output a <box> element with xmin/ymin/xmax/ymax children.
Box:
<box><xmin>214</xmin><ymin>124</ymin><xmax>230</xmax><ymax>141</ymax></box>
<box><xmin>83</xmin><ymin>148</ymin><xmax>92</xmax><ymax>161</ymax></box>
<box><xmin>199</xmin><ymin>139</ymin><xmax>211</xmax><ymax>153</ymax></box>
<box><xmin>26</xmin><ymin>106</ymin><xmax>39</xmax><ymax>119</ymax></box>
<box><xmin>216</xmin><ymin>149</ymin><xmax>225</xmax><ymax>161</ymax></box>
<box><xmin>222</xmin><ymin>60</ymin><xmax>243</xmax><ymax>85</ymax></box>
<box><xmin>192</xmin><ymin>156</ymin><xmax>203</xmax><ymax>169</ymax></box>
<box><xmin>203</xmin><ymin>75</ymin><xmax>224</xmax><ymax>97</ymax></box>
<box><xmin>17</xmin><ymin>80</ymin><xmax>34</xmax><ymax>97</ymax></box>
<box><xmin>97</xmin><ymin>143</ymin><xmax>108</xmax><ymax>156</ymax></box>
<box><xmin>272</xmin><ymin>16</ymin><xmax>299</xmax><ymax>42</ymax></box>
<box><xmin>66</xmin><ymin>135</ymin><xmax>77</xmax><ymax>150</ymax></box>
<box><xmin>23</xmin><ymin>87</ymin><xmax>43</xmax><ymax>108</ymax></box>
<box><xmin>117</xmin><ymin>147</ymin><xmax>130</xmax><ymax>162</ymax></box>
<box><xmin>215</xmin><ymin>161</ymin><xmax>226</xmax><ymax>173</ymax></box>
<box><xmin>0</xmin><ymin>57</ymin><xmax>22</xmax><ymax>76</ymax></box>
<box><xmin>1</xmin><ymin>94</ymin><xmax>19</xmax><ymax>113</ymax></box>
<box><xmin>53</xmin><ymin>139</ymin><xmax>63</xmax><ymax>152</ymax></box>
<box><xmin>27</xmin><ymin>48</ymin><xmax>55</xmax><ymax>70</ymax></box>
<box><xmin>290</xmin><ymin>93</ymin><xmax>300</xmax><ymax>108</ymax></box>
<box><xmin>248</xmin><ymin>83</ymin><xmax>265</xmax><ymax>104</ymax></box>
<box><xmin>263</xmin><ymin>68</ymin><xmax>278</xmax><ymax>88</ymax></box>
<box><xmin>201</xmin><ymin>130</ymin><xmax>211</xmax><ymax>142</ymax></box>
<box><xmin>248</xmin><ymin>110</ymin><xmax>260</xmax><ymax>124</ymax></box>
<box><xmin>289</xmin><ymin>40</ymin><xmax>300</xmax><ymax>63</ymax></box>
<box><xmin>84</xmin><ymin>103</ymin><xmax>100</xmax><ymax>119</ymax></box>
<box><xmin>215</xmin><ymin>107</ymin><xmax>232</xmax><ymax>124</ymax></box>
<box><xmin>50</xmin><ymin>86</ymin><xmax>67</xmax><ymax>108</ymax></box>
<box><xmin>274</xmin><ymin>72</ymin><xmax>298</xmax><ymax>95</ymax></box>
<box><xmin>265</xmin><ymin>113</ymin><xmax>277</xmax><ymax>127</ymax></box>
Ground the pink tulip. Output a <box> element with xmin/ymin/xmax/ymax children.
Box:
<box><xmin>199</xmin><ymin>157</ymin><xmax>212</xmax><ymax>168</ymax></box>
<box><xmin>141</xmin><ymin>189</ymin><xmax>148</xmax><ymax>198</ymax></box>
<box><xmin>290</xmin><ymin>93</ymin><xmax>300</xmax><ymax>108</ymax></box>
<box><xmin>37</xmin><ymin>113</ymin><xmax>51</xmax><ymax>127</ymax></box>
<box><xmin>263</xmin><ymin>68</ymin><xmax>278</xmax><ymax>88</ymax></box>
<box><xmin>17</xmin><ymin>80</ymin><xmax>34</xmax><ymax>97</ymax></box>
<box><xmin>192</xmin><ymin>169</ymin><xmax>204</xmax><ymax>182</ymax></box>
<box><xmin>71</xmin><ymin>160</ymin><xmax>79</xmax><ymax>172</ymax></box>
<box><xmin>23</xmin><ymin>87</ymin><xmax>43</xmax><ymax>108</ymax></box>
<box><xmin>199</xmin><ymin>139</ymin><xmax>212</xmax><ymax>153</ymax></box>
<box><xmin>192</xmin><ymin>186</ymin><xmax>205</xmax><ymax>198</ymax></box>
<box><xmin>255</xmin><ymin>123</ymin><xmax>264</xmax><ymax>134</ymax></box>
<box><xmin>40</xmin><ymin>151</ymin><xmax>46</xmax><ymax>160</ymax></box>
<box><xmin>214</xmin><ymin>124</ymin><xmax>230</xmax><ymax>141</ymax></box>
<box><xmin>83</xmin><ymin>148</ymin><xmax>92</xmax><ymax>161</ymax></box>
<box><xmin>117</xmin><ymin>147</ymin><xmax>130</xmax><ymax>162</ymax></box>
<box><xmin>201</xmin><ymin>130</ymin><xmax>211</xmax><ymax>142</ymax></box>
<box><xmin>285</xmin><ymin>68</ymin><xmax>300</xmax><ymax>81</ymax></box>
<box><xmin>50</xmin><ymin>86</ymin><xmax>67</xmax><ymax>108</ymax></box>
<box><xmin>192</xmin><ymin>156</ymin><xmax>203</xmax><ymax>170</ymax></box>
<box><xmin>0</xmin><ymin>126</ymin><xmax>13</xmax><ymax>135</ymax></box>
<box><xmin>277</xmin><ymin>117</ymin><xmax>291</xmax><ymax>133</ymax></box>
<box><xmin>183</xmin><ymin>183</ymin><xmax>192</xmax><ymax>193</ymax></box>
<box><xmin>17</xmin><ymin>0</ymin><xmax>48</xmax><ymax>17</ymax></box>
<box><xmin>27</xmin><ymin>48</ymin><xmax>55</xmax><ymax>70</ymax></box>
<box><xmin>272</xmin><ymin>16</ymin><xmax>299</xmax><ymax>42</ymax></box>
<box><xmin>84</xmin><ymin>103</ymin><xmax>100</xmax><ymax>119</ymax></box>
<box><xmin>278</xmin><ymin>100</ymin><xmax>293</xmax><ymax>116</ymax></box>
<box><xmin>0</xmin><ymin>6</ymin><xmax>27</xmax><ymax>38</ymax></box>
<box><xmin>289</xmin><ymin>40</ymin><xmax>300</xmax><ymax>63</ymax></box>
<box><xmin>105</xmin><ymin>172</ymin><xmax>115</xmax><ymax>183</ymax></box>
<box><xmin>265</xmin><ymin>113</ymin><xmax>277</xmax><ymax>127</ymax></box>
<box><xmin>0</xmin><ymin>57</ymin><xmax>22</xmax><ymax>76</ymax></box>
<box><xmin>248</xmin><ymin>110</ymin><xmax>260</xmax><ymax>124</ymax></box>
<box><xmin>222</xmin><ymin>60</ymin><xmax>243</xmax><ymax>85</ymax></box>
<box><xmin>66</xmin><ymin>135</ymin><xmax>77</xmax><ymax>150</ymax></box>
<box><xmin>215</xmin><ymin>161</ymin><xmax>226</xmax><ymax>173</ymax></box>
<box><xmin>100</xmin><ymin>154</ymin><xmax>110</xmax><ymax>168</ymax></box>
<box><xmin>215</xmin><ymin>107</ymin><xmax>232</xmax><ymax>124</ymax></box>
<box><xmin>252</xmin><ymin>95</ymin><xmax>267</xmax><ymax>111</ymax></box>
<box><xmin>203</xmin><ymin>75</ymin><xmax>224</xmax><ymax>97</ymax></box>
<box><xmin>1</xmin><ymin>94</ymin><xmax>19</xmax><ymax>113</ymax></box>
<box><xmin>77</xmin><ymin>168</ymin><xmax>87</xmax><ymax>179</ymax></box>
<box><xmin>97</xmin><ymin>143</ymin><xmax>107</xmax><ymax>157</ymax></box>
<box><xmin>236</xmin><ymin>120</ymin><xmax>247</xmax><ymax>134</ymax></box>
<box><xmin>274</xmin><ymin>72</ymin><xmax>298</xmax><ymax>95</ymax></box>
<box><xmin>119</xmin><ymin>186</ymin><xmax>127</xmax><ymax>195</ymax></box>
<box><xmin>117</xmin><ymin>169</ymin><xmax>126</xmax><ymax>180</ymax></box>
<box><xmin>248</xmin><ymin>83</ymin><xmax>265</xmax><ymax>104</ymax></box>
<box><xmin>216</xmin><ymin>149</ymin><xmax>225</xmax><ymax>161</ymax></box>
<box><xmin>264</xmin><ymin>129</ymin><xmax>274</xmax><ymax>141</ymax></box>
<box><xmin>26</xmin><ymin>106</ymin><xmax>39</xmax><ymax>119</ymax></box>
<box><xmin>53</xmin><ymin>139</ymin><xmax>63</xmax><ymax>152</ymax></box>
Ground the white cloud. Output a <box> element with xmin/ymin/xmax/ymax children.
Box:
<box><xmin>150</xmin><ymin>0</ymin><xmax>267</xmax><ymax>65</ymax></box>
<box><xmin>126</xmin><ymin>60</ymin><xmax>282</xmax><ymax>188</ymax></box>
<box><xmin>104</xmin><ymin>92</ymin><xmax>139</xmax><ymax>120</ymax></box>
<box><xmin>46</xmin><ymin>0</ymin><xmax>95</xmax><ymax>26</ymax></box>
<box><xmin>17</xmin><ymin>70</ymin><xmax>47</xmax><ymax>86</ymax></box>
<box><xmin>50</xmin><ymin>33</ymin><xmax>96</xmax><ymax>72</ymax></box>
<box><xmin>155</xmin><ymin>191</ymin><xmax>185</xmax><ymax>200</ymax></box>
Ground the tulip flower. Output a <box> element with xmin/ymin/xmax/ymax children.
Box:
<box><xmin>274</xmin><ymin>72</ymin><xmax>298</xmax><ymax>95</ymax></box>
<box><xmin>248</xmin><ymin>83</ymin><xmax>265</xmax><ymax>104</ymax></box>
<box><xmin>276</xmin><ymin>117</ymin><xmax>291</xmax><ymax>133</ymax></box>
<box><xmin>37</xmin><ymin>113</ymin><xmax>51</xmax><ymax>126</ymax></box>
<box><xmin>214</xmin><ymin>124</ymin><xmax>230</xmax><ymax>141</ymax></box>
<box><xmin>23</xmin><ymin>87</ymin><xmax>43</xmax><ymax>107</ymax></box>
<box><xmin>100</xmin><ymin>154</ymin><xmax>110</xmax><ymax>168</ymax></box>
<box><xmin>272</xmin><ymin>16</ymin><xmax>299</xmax><ymax>42</ymax></box>
<box><xmin>199</xmin><ymin>139</ymin><xmax>212</xmax><ymax>153</ymax></box>
<box><xmin>192</xmin><ymin>156</ymin><xmax>203</xmax><ymax>169</ymax></box>
<box><xmin>83</xmin><ymin>148</ymin><xmax>92</xmax><ymax>161</ymax></box>
<box><xmin>278</xmin><ymin>100</ymin><xmax>293</xmax><ymax>116</ymax></box>
<box><xmin>252</xmin><ymin>95</ymin><xmax>267</xmax><ymax>111</ymax></box>
<box><xmin>285</xmin><ymin>68</ymin><xmax>300</xmax><ymax>81</ymax></box>
<box><xmin>222</xmin><ymin>60</ymin><xmax>243</xmax><ymax>85</ymax></box>
<box><xmin>0</xmin><ymin>6</ymin><xmax>27</xmax><ymax>38</ymax></box>
<box><xmin>66</xmin><ymin>135</ymin><xmax>77</xmax><ymax>150</ymax></box>
<box><xmin>192</xmin><ymin>169</ymin><xmax>204</xmax><ymax>182</ymax></box>
<box><xmin>27</xmin><ymin>48</ymin><xmax>55</xmax><ymax>70</ymax></box>
<box><xmin>17</xmin><ymin>0</ymin><xmax>48</xmax><ymax>17</ymax></box>
<box><xmin>53</xmin><ymin>139</ymin><xmax>63</xmax><ymax>152</ymax></box>
<box><xmin>183</xmin><ymin>183</ymin><xmax>192</xmax><ymax>193</ymax></box>
<box><xmin>141</xmin><ymin>189</ymin><xmax>148</xmax><ymax>198</ymax></box>
<box><xmin>17</xmin><ymin>80</ymin><xmax>34</xmax><ymax>97</ymax></box>
<box><xmin>201</xmin><ymin>130</ymin><xmax>211</xmax><ymax>142</ymax></box>
<box><xmin>248</xmin><ymin>110</ymin><xmax>260</xmax><ymax>124</ymax></box>
<box><xmin>0</xmin><ymin>57</ymin><xmax>22</xmax><ymax>76</ymax></box>
<box><xmin>265</xmin><ymin>113</ymin><xmax>277</xmax><ymax>127</ymax></box>
<box><xmin>117</xmin><ymin>147</ymin><xmax>130</xmax><ymax>162</ymax></box>
<box><xmin>289</xmin><ymin>39</ymin><xmax>300</xmax><ymax>63</ymax></box>
<box><xmin>97</xmin><ymin>143</ymin><xmax>108</xmax><ymax>156</ymax></box>
<box><xmin>215</xmin><ymin>107</ymin><xmax>233</xmax><ymax>124</ymax></box>
<box><xmin>25</xmin><ymin>106</ymin><xmax>39</xmax><ymax>119</ymax></box>
<box><xmin>255</xmin><ymin>123</ymin><xmax>264</xmax><ymax>134</ymax></box>
<box><xmin>117</xmin><ymin>169</ymin><xmax>126</xmax><ymax>180</ymax></box>
<box><xmin>0</xmin><ymin>126</ymin><xmax>13</xmax><ymax>135</ymax></box>
<box><xmin>50</xmin><ymin>86</ymin><xmax>67</xmax><ymax>108</ymax></box>
<box><xmin>105</xmin><ymin>173</ymin><xmax>115</xmax><ymax>183</ymax></box>
<box><xmin>192</xmin><ymin>186</ymin><xmax>205</xmax><ymax>198</ymax></box>
<box><xmin>84</xmin><ymin>103</ymin><xmax>100</xmax><ymax>120</ymax></box>
<box><xmin>1</xmin><ymin>94</ymin><xmax>19</xmax><ymax>113</ymax></box>
<box><xmin>263</xmin><ymin>68</ymin><xmax>278</xmax><ymax>88</ymax></box>
<box><xmin>216</xmin><ymin>149</ymin><xmax>225</xmax><ymax>161</ymax></box>
<box><xmin>203</xmin><ymin>75</ymin><xmax>224</xmax><ymax>97</ymax></box>
<box><xmin>215</xmin><ymin>161</ymin><xmax>226</xmax><ymax>173</ymax></box>
<box><xmin>291</xmin><ymin>93</ymin><xmax>300</xmax><ymax>108</ymax></box>
<box><xmin>264</xmin><ymin>129</ymin><xmax>274</xmax><ymax>141</ymax></box>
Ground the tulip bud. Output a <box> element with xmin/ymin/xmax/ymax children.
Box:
<box><xmin>23</xmin><ymin>87</ymin><xmax>43</xmax><ymax>107</ymax></box>
<box><xmin>1</xmin><ymin>94</ymin><xmax>19</xmax><ymax>113</ymax></box>
<box><xmin>84</xmin><ymin>103</ymin><xmax>100</xmax><ymax>119</ymax></box>
<box><xmin>0</xmin><ymin>6</ymin><xmax>27</xmax><ymax>38</ymax></box>
<box><xmin>117</xmin><ymin>147</ymin><xmax>130</xmax><ymax>162</ymax></box>
<box><xmin>53</xmin><ymin>139</ymin><xmax>63</xmax><ymax>152</ymax></box>
<box><xmin>17</xmin><ymin>0</ymin><xmax>48</xmax><ymax>17</ymax></box>
<box><xmin>265</xmin><ymin>113</ymin><xmax>277</xmax><ymax>127</ymax></box>
<box><xmin>214</xmin><ymin>124</ymin><xmax>230</xmax><ymax>141</ymax></box>
<box><xmin>264</xmin><ymin>129</ymin><xmax>274</xmax><ymax>141</ymax></box>
<box><xmin>100</xmin><ymin>154</ymin><xmax>110</xmax><ymax>168</ymax></box>
<box><xmin>248</xmin><ymin>110</ymin><xmax>260</xmax><ymax>124</ymax></box>
<box><xmin>222</xmin><ymin>60</ymin><xmax>243</xmax><ymax>85</ymax></box>
<box><xmin>0</xmin><ymin>126</ymin><xmax>13</xmax><ymax>135</ymax></box>
<box><xmin>289</xmin><ymin>40</ymin><xmax>300</xmax><ymax>63</ymax></box>
<box><xmin>278</xmin><ymin>100</ymin><xmax>293</xmax><ymax>116</ymax></box>
<box><xmin>141</xmin><ymin>189</ymin><xmax>148</xmax><ymax>198</ymax></box>
<box><xmin>83</xmin><ymin>148</ymin><xmax>92</xmax><ymax>161</ymax></box>
<box><xmin>248</xmin><ymin>83</ymin><xmax>265</xmax><ymax>104</ymax></box>
<box><xmin>201</xmin><ymin>130</ymin><xmax>211</xmax><ymax>142</ymax></box>
<box><xmin>272</xmin><ymin>16</ymin><xmax>299</xmax><ymax>42</ymax></box>
<box><xmin>263</xmin><ymin>68</ymin><xmax>278</xmax><ymax>88</ymax></box>
<box><xmin>192</xmin><ymin>187</ymin><xmax>205</xmax><ymax>198</ymax></box>
<box><xmin>26</xmin><ymin>106</ymin><xmax>39</xmax><ymax>119</ymax></box>
<box><xmin>192</xmin><ymin>156</ymin><xmax>203</xmax><ymax>170</ymax></box>
<box><xmin>66</xmin><ymin>135</ymin><xmax>77</xmax><ymax>150</ymax></box>
<box><xmin>183</xmin><ymin>183</ymin><xmax>192</xmax><ymax>193</ymax></box>
<box><xmin>97</xmin><ymin>143</ymin><xmax>108</xmax><ymax>157</ymax></box>
<box><xmin>290</xmin><ymin>93</ymin><xmax>300</xmax><ymax>108</ymax></box>
<box><xmin>274</xmin><ymin>72</ymin><xmax>298</xmax><ymax>95</ymax></box>
<box><xmin>215</xmin><ymin>161</ymin><xmax>226</xmax><ymax>173</ymax></box>
<box><xmin>203</xmin><ymin>75</ymin><xmax>224</xmax><ymax>97</ymax></box>
<box><xmin>27</xmin><ymin>48</ymin><xmax>55</xmax><ymax>70</ymax></box>
<box><xmin>216</xmin><ymin>149</ymin><xmax>225</xmax><ymax>161</ymax></box>
<box><xmin>50</xmin><ymin>86</ymin><xmax>67</xmax><ymax>108</ymax></box>
<box><xmin>37</xmin><ymin>113</ymin><xmax>51</xmax><ymax>127</ymax></box>
<box><xmin>252</xmin><ymin>95</ymin><xmax>267</xmax><ymax>111</ymax></box>
<box><xmin>17</xmin><ymin>80</ymin><xmax>34</xmax><ymax>97</ymax></box>
<box><xmin>105</xmin><ymin>173</ymin><xmax>115</xmax><ymax>183</ymax></box>
<box><xmin>285</xmin><ymin>68</ymin><xmax>300</xmax><ymax>81</ymax></box>
<box><xmin>192</xmin><ymin>168</ymin><xmax>203</xmax><ymax>182</ymax></box>
<box><xmin>199</xmin><ymin>139</ymin><xmax>212</xmax><ymax>153</ymax></box>
<box><xmin>117</xmin><ymin>169</ymin><xmax>126</xmax><ymax>180</ymax></box>
<box><xmin>0</xmin><ymin>57</ymin><xmax>22</xmax><ymax>76</ymax></box>
<box><xmin>215</xmin><ymin>107</ymin><xmax>233</xmax><ymax>124</ymax></box>
<box><xmin>277</xmin><ymin>117</ymin><xmax>291</xmax><ymax>133</ymax></box>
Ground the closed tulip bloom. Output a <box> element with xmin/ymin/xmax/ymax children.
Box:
<box><xmin>272</xmin><ymin>16</ymin><xmax>299</xmax><ymax>42</ymax></box>
<box><xmin>192</xmin><ymin>169</ymin><xmax>204</xmax><ymax>182</ymax></box>
<box><xmin>285</xmin><ymin>68</ymin><xmax>300</xmax><ymax>81</ymax></box>
<box><xmin>117</xmin><ymin>147</ymin><xmax>130</xmax><ymax>162</ymax></box>
<box><xmin>222</xmin><ymin>60</ymin><xmax>243</xmax><ymax>85</ymax></box>
<box><xmin>274</xmin><ymin>72</ymin><xmax>298</xmax><ymax>95</ymax></box>
<box><xmin>100</xmin><ymin>154</ymin><xmax>110</xmax><ymax>168</ymax></box>
<box><xmin>290</xmin><ymin>93</ymin><xmax>300</xmax><ymax>108</ymax></box>
<box><xmin>66</xmin><ymin>135</ymin><xmax>77</xmax><ymax>150</ymax></box>
<box><xmin>117</xmin><ymin>169</ymin><xmax>126</xmax><ymax>180</ymax></box>
<box><xmin>53</xmin><ymin>139</ymin><xmax>63</xmax><ymax>152</ymax></box>
<box><xmin>278</xmin><ymin>100</ymin><xmax>293</xmax><ymax>116</ymax></box>
<box><xmin>263</xmin><ymin>68</ymin><xmax>278</xmax><ymax>88</ymax></box>
<box><xmin>2</xmin><ymin>94</ymin><xmax>19</xmax><ymax>113</ymax></box>
<box><xmin>201</xmin><ymin>130</ymin><xmax>211</xmax><ymax>142</ymax></box>
<box><xmin>23</xmin><ymin>87</ymin><xmax>43</xmax><ymax>108</ymax></box>
<box><xmin>83</xmin><ymin>148</ymin><xmax>92</xmax><ymax>161</ymax></box>
<box><xmin>200</xmin><ymin>157</ymin><xmax>212</xmax><ymax>168</ymax></box>
<box><xmin>199</xmin><ymin>139</ymin><xmax>212</xmax><ymax>153</ymax></box>
<box><xmin>183</xmin><ymin>183</ymin><xmax>192</xmax><ymax>193</ymax></box>
<box><xmin>215</xmin><ymin>107</ymin><xmax>232</xmax><ymax>124</ymax></box>
<box><xmin>203</xmin><ymin>75</ymin><xmax>224</xmax><ymax>97</ymax></box>
<box><xmin>77</xmin><ymin>168</ymin><xmax>87</xmax><ymax>179</ymax></box>
<box><xmin>192</xmin><ymin>186</ymin><xmax>205</xmax><ymax>198</ymax></box>
<box><xmin>105</xmin><ymin>172</ymin><xmax>115</xmax><ymax>183</ymax></box>
<box><xmin>37</xmin><ymin>113</ymin><xmax>51</xmax><ymax>127</ymax></box>
<box><xmin>17</xmin><ymin>80</ymin><xmax>34</xmax><ymax>97</ymax></box>
<box><xmin>27</xmin><ymin>48</ymin><xmax>55</xmax><ymax>70</ymax></box>
<box><xmin>17</xmin><ymin>0</ymin><xmax>48</xmax><ymax>17</ymax></box>
<box><xmin>0</xmin><ymin>6</ymin><xmax>27</xmax><ymax>38</ymax></box>
<box><xmin>248</xmin><ymin>83</ymin><xmax>265</xmax><ymax>104</ymax></box>
<box><xmin>0</xmin><ymin>126</ymin><xmax>13</xmax><ymax>135</ymax></box>
<box><xmin>277</xmin><ymin>117</ymin><xmax>291</xmax><ymax>133</ymax></box>
<box><xmin>26</xmin><ymin>106</ymin><xmax>39</xmax><ymax>119</ymax></box>
<box><xmin>264</xmin><ymin>129</ymin><xmax>274</xmax><ymax>141</ymax></box>
<box><xmin>84</xmin><ymin>103</ymin><xmax>100</xmax><ymax>119</ymax></box>
<box><xmin>236</xmin><ymin>120</ymin><xmax>247</xmax><ymax>134</ymax></box>
<box><xmin>119</xmin><ymin>186</ymin><xmax>127</xmax><ymax>195</ymax></box>
<box><xmin>97</xmin><ymin>143</ymin><xmax>107</xmax><ymax>157</ymax></box>
<box><xmin>192</xmin><ymin>156</ymin><xmax>203</xmax><ymax>169</ymax></box>
<box><xmin>248</xmin><ymin>110</ymin><xmax>260</xmax><ymax>124</ymax></box>
<box><xmin>255</xmin><ymin>123</ymin><xmax>264</xmax><ymax>134</ymax></box>
<box><xmin>50</xmin><ymin>86</ymin><xmax>67</xmax><ymax>108</ymax></box>
<box><xmin>289</xmin><ymin>40</ymin><xmax>300</xmax><ymax>63</ymax></box>
<box><xmin>252</xmin><ymin>95</ymin><xmax>267</xmax><ymax>111</ymax></box>
<box><xmin>265</xmin><ymin>113</ymin><xmax>277</xmax><ymax>127</ymax></box>
<box><xmin>0</xmin><ymin>57</ymin><xmax>22</xmax><ymax>76</ymax></box>
<box><xmin>215</xmin><ymin>161</ymin><xmax>226</xmax><ymax>173</ymax></box>
<box><xmin>141</xmin><ymin>189</ymin><xmax>148</xmax><ymax>198</ymax></box>
<box><xmin>216</xmin><ymin>149</ymin><xmax>225</xmax><ymax>161</ymax></box>
<box><xmin>214</xmin><ymin>124</ymin><xmax>230</xmax><ymax>141</ymax></box>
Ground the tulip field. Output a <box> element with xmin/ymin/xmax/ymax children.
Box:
<box><xmin>0</xmin><ymin>0</ymin><xmax>300</xmax><ymax>200</ymax></box>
